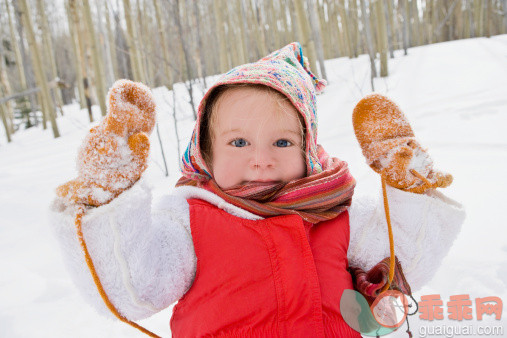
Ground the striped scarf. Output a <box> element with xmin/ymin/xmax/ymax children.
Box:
<box><xmin>176</xmin><ymin>146</ymin><xmax>356</xmax><ymax>224</ymax></box>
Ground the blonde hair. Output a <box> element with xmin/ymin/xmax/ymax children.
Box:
<box><xmin>200</xmin><ymin>84</ymin><xmax>306</xmax><ymax>169</ymax></box>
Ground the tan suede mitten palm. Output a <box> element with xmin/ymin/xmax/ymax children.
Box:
<box><xmin>352</xmin><ymin>94</ymin><xmax>452</xmax><ymax>194</ymax></box>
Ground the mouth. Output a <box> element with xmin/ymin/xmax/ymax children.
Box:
<box><xmin>243</xmin><ymin>180</ymin><xmax>281</xmax><ymax>185</ymax></box>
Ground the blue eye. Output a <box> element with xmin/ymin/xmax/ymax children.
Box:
<box><xmin>231</xmin><ymin>138</ymin><xmax>248</xmax><ymax>147</ymax></box>
<box><xmin>275</xmin><ymin>139</ymin><xmax>292</xmax><ymax>147</ymax></box>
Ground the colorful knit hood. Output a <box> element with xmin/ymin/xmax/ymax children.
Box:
<box><xmin>180</xmin><ymin>42</ymin><xmax>328</xmax><ymax>181</ymax></box>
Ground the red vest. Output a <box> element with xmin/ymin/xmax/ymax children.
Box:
<box><xmin>170</xmin><ymin>199</ymin><xmax>361</xmax><ymax>337</ymax></box>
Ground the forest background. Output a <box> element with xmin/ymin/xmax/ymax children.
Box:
<box><xmin>1</xmin><ymin>0</ymin><xmax>507</xmax><ymax>142</ymax></box>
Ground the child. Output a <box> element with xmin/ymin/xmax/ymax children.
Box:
<box><xmin>51</xmin><ymin>43</ymin><xmax>465</xmax><ymax>337</ymax></box>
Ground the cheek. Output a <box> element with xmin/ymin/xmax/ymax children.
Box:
<box><xmin>280</xmin><ymin>150</ymin><xmax>306</xmax><ymax>178</ymax></box>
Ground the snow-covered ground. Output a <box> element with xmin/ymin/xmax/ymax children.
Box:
<box><xmin>1</xmin><ymin>36</ymin><xmax>506</xmax><ymax>337</ymax></box>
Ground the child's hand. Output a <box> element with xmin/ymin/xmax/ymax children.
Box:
<box><xmin>56</xmin><ymin>80</ymin><xmax>156</xmax><ymax>207</ymax></box>
<box><xmin>352</xmin><ymin>94</ymin><xmax>452</xmax><ymax>194</ymax></box>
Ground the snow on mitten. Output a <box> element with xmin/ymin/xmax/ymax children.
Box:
<box><xmin>352</xmin><ymin>94</ymin><xmax>452</xmax><ymax>194</ymax></box>
<box><xmin>56</xmin><ymin>80</ymin><xmax>156</xmax><ymax>207</ymax></box>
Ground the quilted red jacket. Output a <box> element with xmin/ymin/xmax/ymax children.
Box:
<box><xmin>170</xmin><ymin>199</ymin><xmax>361</xmax><ymax>337</ymax></box>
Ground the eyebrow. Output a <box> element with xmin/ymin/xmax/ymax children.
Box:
<box><xmin>219</xmin><ymin>129</ymin><xmax>301</xmax><ymax>137</ymax></box>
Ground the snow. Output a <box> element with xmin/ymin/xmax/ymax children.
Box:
<box><xmin>1</xmin><ymin>36</ymin><xmax>506</xmax><ymax>337</ymax></box>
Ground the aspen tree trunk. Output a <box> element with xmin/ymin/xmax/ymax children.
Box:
<box><xmin>105</xmin><ymin>1</ymin><xmax>118</xmax><ymax>80</ymax></box>
<box><xmin>359</xmin><ymin>0</ymin><xmax>377</xmax><ymax>88</ymax></box>
<box><xmin>65</xmin><ymin>0</ymin><xmax>87</xmax><ymax>110</ymax></box>
<box><xmin>317</xmin><ymin>0</ymin><xmax>331</xmax><ymax>59</ymax></box>
<box><xmin>294</xmin><ymin>0</ymin><xmax>318</xmax><ymax>72</ymax></box>
<box><xmin>174</xmin><ymin>0</ymin><xmax>197</xmax><ymax>119</ymax></box>
<box><xmin>0</xmin><ymin>30</ymin><xmax>14</xmax><ymax>135</ymax></box>
<box><xmin>153</xmin><ymin>0</ymin><xmax>174</xmax><ymax>88</ymax></box>
<box><xmin>69</xmin><ymin>0</ymin><xmax>93</xmax><ymax>121</ymax></box>
<box><xmin>254</xmin><ymin>0</ymin><xmax>269</xmax><ymax>57</ymax></box>
<box><xmin>82</xmin><ymin>0</ymin><xmax>107</xmax><ymax>116</ymax></box>
<box><xmin>327</xmin><ymin>0</ymin><xmax>342</xmax><ymax>58</ymax></box>
<box><xmin>123</xmin><ymin>0</ymin><xmax>143</xmax><ymax>82</ymax></box>
<box><xmin>431</xmin><ymin>0</ymin><xmax>439</xmax><ymax>41</ymax></box>
<box><xmin>6</xmin><ymin>0</ymin><xmax>26</xmax><ymax>90</ymax></box>
<box><xmin>0</xmin><ymin>104</ymin><xmax>11</xmax><ymax>142</ymax></box>
<box><xmin>423</xmin><ymin>0</ymin><xmax>432</xmax><ymax>43</ymax></box>
<box><xmin>15</xmin><ymin>0</ymin><xmax>48</xmax><ymax>130</ymax></box>
<box><xmin>474</xmin><ymin>0</ymin><xmax>484</xmax><ymax>37</ymax></box>
<box><xmin>349</xmin><ymin>0</ymin><xmax>360</xmax><ymax>58</ymax></box>
<box><xmin>96</xmin><ymin>0</ymin><xmax>115</xmax><ymax>87</ymax></box>
<box><xmin>11</xmin><ymin>0</ymin><xmax>38</xmax><ymax>125</ymax></box>
<box><xmin>400</xmin><ymin>0</ymin><xmax>409</xmax><ymax>54</ymax></box>
<box><xmin>375</xmin><ymin>0</ymin><xmax>388</xmax><ymax>77</ymax></box>
<box><xmin>227</xmin><ymin>1</ymin><xmax>245</xmax><ymax>66</ymax></box>
<box><xmin>0</xmin><ymin>55</ymin><xmax>12</xmax><ymax>142</ymax></box>
<box><xmin>455</xmin><ymin>1</ymin><xmax>463</xmax><ymax>40</ymax></box>
<box><xmin>463</xmin><ymin>0</ymin><xmax>471</xmax><ymax>39</ymax></box>
<box><xmin>192</xmin><ymin>1</ymin><xmax>208</xmax><ymax>88</ymax></box>
<box><xmin>484</xmin><ymin>0</ymin><xmax>491</xmax><ymax>38</ymax></box>
<box><xmin>385</xmin><ymin>0</ymin><xmax>395</xmax><ymax>58</ymax></box>
<box><xmin>239</xmin><ymin>0</ymin><xmax>253</xmax><ymax>62</ymax></box>
<box><xmin>307</xmin><ymin>0</ymin><xmax>327</xmax><ymax>80</ymax></box>
<box><xmin>138</xmin><ymin>0</ymin><xmax>153</xmax><ymax>85</ymax></box>
<box><xmin>265</xmin><ymin>0</ymin><xmax>277</xmax><ymax>51</ymax></box>
<box><xmin>213</xmin><ymin>0</ymin><xmax>229</xmax><ymax>73</ymax></box>
<box><xmin>468</xmin><ymin>0</ymin><xmax>475</xmax><ymax>38</ymax></box>
<box><xmin>247</xmin><ymin>0</ymin><xmax>265</xmax><ymax>59</ymax></box>
<box><xmin>287</xmin><ymin>0</ymin><xmax>302</xmax><ymax>45</ymax></box>
<box><xmin>411</xmin><ymin>0</ymin><xmax>422</xmax><ymax>46</ymax></box>
<box><xmin>337</xmin><ymin>0</ymin><xmax>353</xmax><ymax>58</ymax></box>
<box><xmin>503</xmin><ymin>0</ymin><xmax>507</xmax><ymax>34</ymax></box>
<box><xmin>113</xmin><ymin>9</ymin><xmax>130</xmax><ymax>79</ymax></box>
<box><xmin>15</xmin><ymin>0</ymin><xmax>60</xmax><ymax>137</ymax></box>
<box><xmin>36</xmin><ymin>0</ymin><xmax>64</xmax><ymax>109</ymax></box>
<box><xmin>0</xmin><ymin>42</ymin><xmax>14</xmax><ymax>137</ymax></box>
<box><xmin>206</xmin><ymin>1</ymin><xmax>221</xmax><ymax>73</ymax></box>
<box><xmin>282</xmin><ymin>0</ymin><xmax>293</xmax><ymax>47</ymax></box>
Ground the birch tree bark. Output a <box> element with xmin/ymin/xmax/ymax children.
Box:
<box><xmin>375</xmin><ymin>0</ymin><xmax>388</xmax><ymax>77</ymax></box>
<box><xmin>294</xmin><ymin>0</ymin><xmax>318</xmax><ymax>72</ymax></box>
<box><xmin>192</xmin><ymin>1</ymin><xmax>208</xmax><ymax>87</ymax></box>
<box><xmin>337</xmin><ymin>0</ymin><xmax>353</xmax><ymax>58</ymax></box>
<box><xmin>0</xmin><ymin>37</ymin><xmax>14</xmax><ymax>138</ymax></box>
<box><xmin>123</xmin><ymin>0</ymin><xmax>144</xmax><ymax>82</ymax></box>
<box><xmin>36</xmin><ymin>0</ymin><xmax>64</xmax><ymax>109</ymax></box>
<box><xmin>105</xmin><ymin>1</ymin><xmax>118</xmax><ymax>80</ymax></box>
<box><xmin>359</xmin><ymin>0</ymin><xmax>377</xmax><ymax>89</ymax></box>
<box><xmin>6</xmin><ymin>0</ymin><xmax>26</xmax><ymax>90</ymax></box>
<box><xmin>213</xmin><ymin>0</ymin><xmax>229</xmax><ymax>73</ymax></box>
<box><xmin>82</xmin><ymin>0</ymin><xmax>107</xmax><ymax>116</ymax></box>
<box><xmin>96</xmin><ymin>0</ymin><xmax>115</xmax><ymax>87</ymax></box>
<box><xmin>65</xmin><ymin>0</ymin><xmax>86</xmax><ymax>109</ymax></box>
<box><xmin>153</xmin><ymin>0</ymin><xmax>174</xmax><ymax>88</ymax></box>
<box><xmin>68</xmin><ymin>0</ymin><xmax>93</xmax><ymax>121</ymax></box>
<box><xmin>14</xmin><ymin>0</ymin><xmax>60</xmax><ymax>137</ymax></box>
<box><xmin>400</xmin><ymin>0</ymin><xmax>409</xmax><ymax>54</ymax></box>
<box><xmin>11</xmin><ymin>0</ymin><xmax>38</xmax><ymax>125</ymax></box>
<box><xmin>349</xmin><ymin>0</ymin><xmax>360</xmax><ymax>58</ymax></box>
<box><xmin>307</xmin><ymin>0</ymin><xmax>327</xmax><ymax>79</ymax></box>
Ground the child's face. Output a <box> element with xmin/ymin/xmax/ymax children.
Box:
<box><xmin>210</xmin><ymin>87</ymin><xmax>306</xmax><ymax>189</ymax></box>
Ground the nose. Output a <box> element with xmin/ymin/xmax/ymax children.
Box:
<box><xmin>250</xmin><ymin>148</ymin><xmax>275</xmax><ymax>170</ymax></box>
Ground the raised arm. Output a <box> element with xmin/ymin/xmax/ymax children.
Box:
<box><xmin>50</xmin><ymin>80</ymin><xmax>196</xmax><ymax>322</ymax></box>
<box><xmin>347</xmin><ymin>94</ymin><xmax>465</xmax><ymax>292</ymax></box>
<box><xmin>50</xmin><ymin>180</ymin><xmax>196</xmax><ymax>320</ymax></box>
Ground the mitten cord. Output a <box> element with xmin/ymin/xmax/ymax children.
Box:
<box><xmin>380</xmin><ymin>168</ymin><xmax>427</xmax><ymax>292</ymax></box>
<box><xmin>74</xmin><ymin>207</ymin><xmax>162</xmax><ymax>338</ymax></box>
<box><xmin>381</xmin><ymin>173</ymin><xmax>396</xmax><ymax>292</ymax></box>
